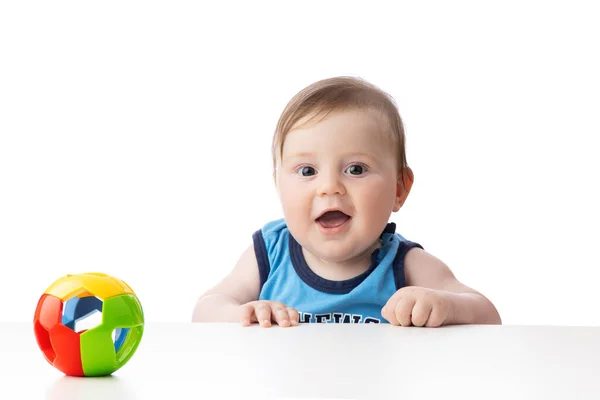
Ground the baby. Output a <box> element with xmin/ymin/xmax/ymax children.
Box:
<box><xmin>192</xmin><ymin>76</ymin><xmax>501</xmax><ymax>328</ymax></box>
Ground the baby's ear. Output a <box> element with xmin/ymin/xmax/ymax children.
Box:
<box><xmin>393</xmin><ymin>167</ymin><xmax>414</xmax><ymax>212</ymax></box>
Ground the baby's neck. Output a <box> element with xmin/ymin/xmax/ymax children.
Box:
<box><xmin>301</xmin><ymin>240</ymin><xmax>382</xmax><ymax>281</ymax></box>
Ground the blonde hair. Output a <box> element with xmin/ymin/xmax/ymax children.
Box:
<box><xmin>272</xmin><ymin>76</ymin><xmax>413</xmax><ymax>189</ymax></box>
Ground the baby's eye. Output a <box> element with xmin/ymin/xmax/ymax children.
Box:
<box><xmin>345</xmin><ymin>164</ymin><xmax>366</xmax><ymax>175</ymax></box>
<box><xmin>298</xmin><ymin>166</ymin><xmax>316</xmax><ymax>177</ymax></box>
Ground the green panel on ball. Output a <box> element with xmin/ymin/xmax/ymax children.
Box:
<box><xmin>80</xmin><ymin>326</ymin><xmax>117</xmax><ymax>376</ymax></box>
<box><xmin>115</xmin><ymin>325</ymin><xmax>144</xmax><ymax>368</ymax></box>
<box><xmin>103</xmin><ymin>293</ymin><xmax>144</xmax><ymax>328</ymax></box>
<box><xmin>80</xmin><ymin>294</ymin><xmax>144</xmax><ymax>376</ymax></box>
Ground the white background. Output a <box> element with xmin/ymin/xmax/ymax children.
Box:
<box><xmin>1</xmin><ymin>1</ymin><xmax>599</xmax><ymax>326</ymax></box>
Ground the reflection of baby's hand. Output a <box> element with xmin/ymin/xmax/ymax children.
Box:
<box><xmin>381</xmin><ymin>286</ymin><xmax>453</xmax><ymax>327</ymax></box>
<box><xmin>239</xmin><ymin>300</ymin><xmax>300</xmax><ymax>328</ymax></box>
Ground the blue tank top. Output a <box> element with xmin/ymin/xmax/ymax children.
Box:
<box><xmin>253</xmin><ymin>218</ymin><xmax>423</xmax><ymax>324</ymax></box>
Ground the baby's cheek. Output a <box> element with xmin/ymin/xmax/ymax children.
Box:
<box><xmin>359</xmin><ymin>186</ymin><xmax>395</xmax><ymax>224</ymax></box>
<box><xmin>280</xmin><ymin>187</ymin><xmax>310</xmax><ymax>217</ymax></box>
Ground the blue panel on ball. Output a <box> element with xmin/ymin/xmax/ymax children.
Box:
<box><xmin>62</xmin><ymin>296</ymin><xmax>103</xmax><ymax>329</ymax></box>
<box><xmin>113</xmin><ymin>328</ymin><xmax>130</xmax><ymax>352</ymax></box>
<box><xmin>62</xmin><ymin>297</ymin><xmax>80</xmax><ymax>329</ymax></box>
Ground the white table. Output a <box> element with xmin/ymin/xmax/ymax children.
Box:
<box><xmin>2</xmin><ymin>322</ymin><xmax>599</xmax><ymax>399</ymax></box>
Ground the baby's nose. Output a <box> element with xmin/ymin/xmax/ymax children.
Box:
<box><xmin>317</xmin><ymin>173</ymin><xmax>346</xmax><ymax>196</ymax></box>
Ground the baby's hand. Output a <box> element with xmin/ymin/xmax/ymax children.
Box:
<box><xmin>239</xmin><ymin>300</ymin><xmax>300</xmax><ymax>328</ymax></box>
<box><xmin>381</xmin><ymin>286</ymin><xmax>453</xmax><ymax>327</ymax></box>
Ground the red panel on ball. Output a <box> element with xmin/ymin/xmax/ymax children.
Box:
<box><xmin>49</xmin><ymin>324</ymin><xmax>85</xmax><ymax>376</ymax></box>
<box><xmin>33</xmin><ymin>293</ymin><xmax>84</xmax><ymax>376</ymax></box>
<box><xmin>33</xmin><ymin>320</ymin><xmax>56</xmax><ymax>364</ymax></box>
<box><xmin>34</xmin><ymin>294</ymin><xmax>62</xmax><ymax>331</ymax></box>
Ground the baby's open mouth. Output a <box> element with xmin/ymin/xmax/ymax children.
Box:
<box><xmin>316</xmin><ymin>210</ymin><xmax>351</xmax><ymax>228</ymax></box>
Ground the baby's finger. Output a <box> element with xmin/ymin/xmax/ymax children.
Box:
<box><xmin>410</xmin><ymin>300</ymin><xmax>432</xmax><ymax>327</ymax></box>
<box><xmin>271</xmin><ymin>305</ymin><xmax>291</xmax><ymax>327</ymax></box>
<box><xmin>254</xmin><ymin>303</ymin><xmax>273</xmax><ymax>327</ymax></box>
<box><xmin>395</xmin><ymin>296</ymin><xmax>417</xmax><ymax>327</ymax></box>
<box><xmin>381</xmin><ymin>302</ymin><xmax>398</xmax><ymax>325</ymax></box>
<box><xmin>238</xmin><ymin>304</ymin><xmax>255</xmax><ymax>326</ymax></box>
<box><xmin>287</xmin><ymin>307</ymin><xmax>300</xmax><ymax>326</ymax></box>
<box><xmin>425</xmin><ymin>303</ymin><xmax>447</xmax><ymax>328</ymax></box>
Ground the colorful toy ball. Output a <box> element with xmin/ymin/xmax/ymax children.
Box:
<box><xmin>33</xmin><ymin>272</ymin><xmax>144</xmax><ymax>377</ymax></box>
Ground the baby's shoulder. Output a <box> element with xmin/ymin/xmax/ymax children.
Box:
<box><xmin>252</xmin><ymin>218</ymin><xmax>290</xmax><ymax>253</ymax></box>
<box><xmin>253</xmin><ymin>218</ymin><xmax>289</xmax><ymax>241</ymax></box>
<box><xmin>256</xmin><ymin>218</ymin><xmax>288</xmax><ymax>236</ymax></box>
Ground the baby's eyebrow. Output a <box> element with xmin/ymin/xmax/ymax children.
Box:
<box><xmin>282</xmin><ymin>152</ymin><xmax>314</xmax><ymax>162</ymax></box>
<box><xmin>284</xmin><ymin>152</ymin><xmax>378</xmax><ymax>162</ymax></box>
<box><xmin>344</xmin><ymin>152</ymin><xmax>377</xmax><ymax>160</ymax></box>
<box><xmin>288</xmin><ymin>152</ymin><xmax>313</xmax><ymax>159</ymax></box>
<box><xmin>338</xmin><ymin>152</ymin><xmax>380</xmax><ymax>164</ymax></box>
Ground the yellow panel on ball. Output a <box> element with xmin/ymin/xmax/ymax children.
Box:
<box><xmin>44</xmin><ymin>272</ymin><xmax>135</xmax><ymax>301</ymax></box>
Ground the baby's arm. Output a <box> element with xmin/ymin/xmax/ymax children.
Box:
<box><xmin>386</xmin><ymin>248</ymin><xmax>502</xmax><ymax>326</ymax></box>
<box><xmin>191</xmin><ymin>245</ymin><xmax>299</xmax><ymax>327</ymax></box>
<box><xmin>191</xmin><ymin>244</ymin><xmax>261</xmax><ymax>323</ymax></box>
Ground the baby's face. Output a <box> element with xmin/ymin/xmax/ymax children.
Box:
<box><xmin>276</xmin><ymin>108</ymin><xmax>404</xmax><ymax>264</ymax></box>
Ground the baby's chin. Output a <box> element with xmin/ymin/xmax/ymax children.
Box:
<box><xmin>305</xmin><ymin>240</ymin><xmax>374</xmax><ymax>265</ymax></box>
